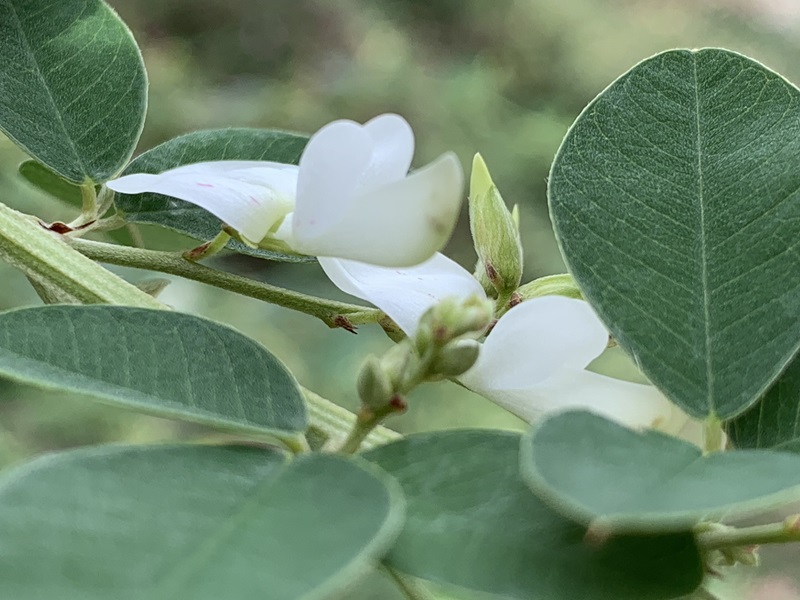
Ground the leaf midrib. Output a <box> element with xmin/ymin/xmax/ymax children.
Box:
<box><xmin>692</xmin><ymin>52</ymin><xmax>715</xmax><ymax>416</ymax></box>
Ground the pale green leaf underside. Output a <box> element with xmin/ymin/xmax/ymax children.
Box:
<box><xmin>523</xmin><ymin>411</ymin><xmax>800</xmax><ymax>532</ymax></box>
<box><xmin>731</xmin><ymin>355</ymin><xmax>800</xmax><ymax>451</ymax></box>
<box><xmin>0</xmin><ymin>0</ymin><xmax>147</xmax><ymax>183</ymax></box>
<box><xmin>18</xmin><ymin>160</ymin><xmax>88</xmax><ymax>206</ymax></box>
<box><xmin>0</xmin><ymin>305</ymin><xmax>307</xmax><ymax>439</ymax></box>
<box><xmin>548</xmin><ymin>48</ymin><xmax>800</xmax><ymax>419</ymax></box>
<box><xmin>0</xmin><ymin>445</ymin><xmax>404</xmax><ymax>600</ymax></box>
<box><xmin>114</xmin><ymin>128</ymin><xmax>312</xmax><ymax>262</ymax></box>
<box><xmin>365</xmin><ymin>430</ymin><xmax>702</xmax><ymax>600</ymax></box>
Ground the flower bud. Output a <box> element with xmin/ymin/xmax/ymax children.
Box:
<box><xmin>469</xmin><ymin>154</ymin><xmax>523</xmax><ymax>298</ymax></box>
<box><xmin>416</xmin><ymin>295</ymin><xmax>494</xmax><ymax>352</ymax></box>
<box><xmin>516</xmin><ymin>273</ymin><xmax>583</xmax><ymax>302</ymax></box>
<box><xmin>356</xmin><ymin>355</ymin><xmax>395</xmax><ymax>410</ymax></box>
<box><xmin>430</xmin><ymin>339</ymin><xmax>481</xmax><ymax>377</ymax></box>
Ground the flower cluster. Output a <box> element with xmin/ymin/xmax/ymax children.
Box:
<box><xmin>110</xmin><ymin>113</ymin><xmax>692</xmax><ymax>437</ymax></box>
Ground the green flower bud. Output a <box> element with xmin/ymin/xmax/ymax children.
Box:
<box><xmin>516</xmin><ymin>273</ymin><xmax>583</xmax><ymax>302</ymax></box>
<box><xmin>416</xmin><ymin>295</ymin><xmax>494</xmax><ymax>352</ymax></box>
<box><xmin>469</xmin><ymin>154</ymin><xmax>523</xmax><ymax>298</ymax></box>
<box><xmin>430</xmin><ymin>339</ymin><xmax>481</xmax><ymax>377</ymax></box>
<box><xmin>356</xmin><ymin>355</ymin><xmax>395</xmax><ymax>410</ymax></box>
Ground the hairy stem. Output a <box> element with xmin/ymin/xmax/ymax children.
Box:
<box><xmin>697</xmin><ymin>516</ymin><xmax>800</xmax><ymax>550</ymax></box>
<box><xmin>68</xmin><ymin>237</ymin><xmax>383</xmax><ymax>329</ymax></box>
<box><xmin>302</xmin><ymin>387</ymin><xmax>399</xmax><ymax>451</ymax></box>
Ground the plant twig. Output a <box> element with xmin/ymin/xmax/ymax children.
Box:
<box><xmin>697</xmin><ymin>516</ymin><xmax>800</xmax><ymax>550</ymax></box>
<box><xmin>68</xmin><ymin>237</ymin><xmax>383</xmax><ymax>329</ymax></box>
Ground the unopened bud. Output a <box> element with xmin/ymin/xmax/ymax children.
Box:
<box><xmin>381</xmin><ymin>342</ymin><xmax>419</xmax><ymax>391</ymax></box>
<box><xmin>356</xmin><ymin>355</ymin><xmax>395</xmax><ymax>410</ymax></box>
<box><xmin>416</xmin><ymin>296</ymin><xmax>494</xmax><ymax>351</ymax></box>
<box><xmin>516</xmin><ymin>273</ymin><xmax>583</xmax><ymax>301</ymax></box>
<box><xmin>430</xmin><ymin>339</ymin><xmax>481</xmax><ymax>377</ymax></box>
<box><xmin>469</xmin><ymin>154</ymin><xmax>523</xmax><ymax>298</ymax></box>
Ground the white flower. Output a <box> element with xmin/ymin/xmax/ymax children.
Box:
<box><xmin>321</xmin><ymin>253</ymin><xmax>690</xmax><ymax>433</ymax></box>
<box><xmin>107</xmin><ymin>114</ymin><xmax>464</xmax><ymax>267</ymax></box>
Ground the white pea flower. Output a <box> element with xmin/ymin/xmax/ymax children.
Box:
<box><xmin>108</xmin><ymin>114</ymin><xmax>463</xmax><ymax>267</ymax></box>
<box><xmin>321</xmin><ymin>253</ymin><xmax>694</xmax><ymax>435</ymax></box>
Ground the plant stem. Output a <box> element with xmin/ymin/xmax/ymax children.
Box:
<box><xmin>0</xmin><ymin>203</ymin><xmax>163</xmax><ymax>308</ymax></box>
<box><xmin>703</xmin><ymin>414</ymin><xmax>724</xmax><ymax>454</ymax></box>
<box><xmin>302</xmin><ymin>387</ymin><xmax>399</xmax><ymax>451</ymax></box>
<box><xmin>383</xmin><ymin>566</ymin><xmax>436</xmax><ymax>600</ymax></box>
<box><xmin>79</xmin><ymin>183</ymin><xmax>98</xmax><ymax>220</ymax></box>
<box><xmin>183</xmin><ymin>230</ymin><xmax>231</xmax><ymax>261</ymax></box>
<box><xmin>67</xmin><ymin>237</ymin><xmax>383</xmax><ymax>329</ymax></box>
<box><xmin>697</xmin><ymin>516</ymin><xmax>800</xmax><ymax>550</ymax></box>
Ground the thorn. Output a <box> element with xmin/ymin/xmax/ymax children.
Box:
<box><xmin>333</xmin><ymin>315</ymin><xmax>357</xmax><ymax>333</ymax></box>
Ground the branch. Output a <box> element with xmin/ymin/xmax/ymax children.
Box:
<box><xmin>68</xmin><ymin>237</ymin><xmax>383</xmax><ymax>329</ymax></box>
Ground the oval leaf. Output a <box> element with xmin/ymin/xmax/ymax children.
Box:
<box><xmin>522</xmin><ymin>411</ymin><xmax>800</xmax><ymax>532</ymax></box>
<box><xmin>730</xmin><ymin>356</ymin><xmax>800</xmax><ymax>452</ymax></box>
<box><xmin>548</xmin><ymin>48</ymin><xmax>800</xmax><ymax>419</ymax></box>
<box><xmin>0</xmin><ymin>305</ymin><xmax>307</xmax><ymax>441</ymax></box>
<box><xmin>365</xmin><ymin>430</ymin><xmax>702</xmax><ymax>600</ymax></box>
<box><xmin>0</xmin><ymin>445</ymin><xmax>404</xmax><ymax>600</ymax></box>
<box><xmin>0</xmin><ymin>0</ymin><xmax>147</xmax><ymax>183</ymax></box>
<box><xmin>114</xmin><ymin>128</ymin><xmax>311</xmax><ymax>262</ymax></box>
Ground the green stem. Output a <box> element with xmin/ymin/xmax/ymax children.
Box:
<box><xmin>384</xmin><ymin>566</ymin><xmax>436</xmax><ymax>600</ymax></box>
<box><xmin>183</xmin><ymin>230</ymin><xmax>231</xmax><ymax>261</ymax></box>
<box><xmin>0</xmin><ymin>203</ymin><xmax>163</xmax><ymax>307</ymax></box>
<box><xmin>302</xmin><ymin>387</ymin><xmax>399</xmax><ymax>450</ymax></box>
<box><xmin>67</xmin><ymin>237</ymin><xmax>383</xmax><ymax>329</ymax></box>
<box><xmin>79</xmin><ymin>183</ymin><xmax>98</xmax><ymax>220</ymax></box>
<box><xmin>703</xmin><ymin>414</ymin><xmax>724</xmax><ymax>454</ymax></box>
<box><xmin>697</xmin><ymin>516</ymin><xmax>800</xmax><ymax>550</ymax></box>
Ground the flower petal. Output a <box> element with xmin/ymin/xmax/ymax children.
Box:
<box><xmin>466</xmin><ymin>368</ymin><xmax>677</xmax><ymax>430</ymax></box>
<box><xmin>293</xmin><ymin>119</ymin><xmax>373</xmax><ymax>237</ymax></box>
<box><xmin>108</xmin><ymin>162</ymin><xmax>299</xmax><ymax>243</ymax></box>
<box><xmin>318</xmin><ymin>253</ymin><xmax>485</xmax><ymax>335</ymax></box>
<box><xmin>459</xmin><ymin>296</ymin><xmax>609</xmax><ymax>393</ymax></box>
<box><xmin>296</xmin><ymin>153</ymin><xmax>464</xmax><ymax>266</ymax></box>
<box><xmin>359</xmin><ymin>113</ymin><xmax>414</xmax><ymax>190</ymax></box>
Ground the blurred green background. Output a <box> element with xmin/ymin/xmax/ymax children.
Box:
<box><xmin>2</xmin><ymin>1</ymin><xmax>800</xmax><ymax>597</ymax></box>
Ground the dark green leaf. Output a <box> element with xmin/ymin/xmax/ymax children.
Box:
<box><xmin>18</xmin><ymin>160</ymin><xmax>91</xmax><ymax>207</ymax></box>
<box><xmin>0</xmin><ymin>0</ymin><xmax>147</xmax><ymax>183</ymax></box>
<box><xmin>523</xmin><ymin>411</ymin><xmax>800</xmax><ymax>532</ymax></box>
<box><xmin>0</xmin><ymin>305</ymin><xmax>307</xmax><ymax>442</ymax></box>
<box><xmin>114</xmin><ymin>128</ymin><xmax>312</xmax><ymax>262</ymax></box>
<box><xmin>730</xmin><ymin>355</ymin><xmax>800</xmax><ymax>451</ymax></box>
<box><xmin>0</xmin><ymin>445</ymin><xmax>404</xmax><ymax>599</ymax></box>
<box><xmin>365</xmin><ymin>430</ymin><xmax>702</xmax><ymax>600</ymax></box>
<box><xmin>548</xmin><ymin>48</ymin><xmax>800</xmax><ymax>419</ymax></box>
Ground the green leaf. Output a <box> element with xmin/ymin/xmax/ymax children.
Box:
<box><xmin>0</xmin><ymin>0</ymin><xmax>147</xmax><ymax>183</ymax></box>
<box><xmin>0</xmin><ymin>305</ymin><xmax>307</xmax><ymax>442</ymax></box>
<box><xmin>18</xmin><ymin>160</ymin><xmax>93</xmax><ymax>207</ymax></box>
<box><xmin>0</xmin><ymin>445</ymin><xmax>404</xmax><ymax>600</ymax></box>
<box><xmin>114</xmin><ymin>128</ymin><xmax>312</xmax><ymax>262</ymax></box>
<box><xmin>548</xmin><ymin>48</ymin><xmax>800</xmax><ymax>419</ymax></box>
<box><xmin>522</xmin><ymin>411</ymin><xmax>800</xmax><ymax>532</ymax></box>
<box><xmin>365</xmin><ymin>430</ymin><xmax>702</xmax><ymax>600</ymax></box>
<box><xmin>730</xmin><ymin>355</ymin><xmax>800</xmax><ymax>451</ymax></box>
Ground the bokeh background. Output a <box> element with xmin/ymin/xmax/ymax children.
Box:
<box><xmin>2</xmin><ymin>1</ymin><xmax>800</xmax><ymax>597</ymax></box>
